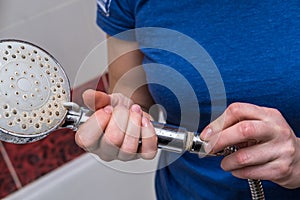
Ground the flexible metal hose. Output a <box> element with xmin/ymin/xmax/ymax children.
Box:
<box><xmin>248</xmin><ymin>179</ymin><xmax>265</xmax><ymax>200</ymax></box>
<box><xmin>223</xmin><ymin>146</ymin><xmax>265</xmax><ymax>200</ymax></box>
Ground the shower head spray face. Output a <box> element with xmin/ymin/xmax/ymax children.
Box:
<box><xmin>0</xmin><ymin>39</ymin><xmax>71</xmax><ymax>144</ymax></box>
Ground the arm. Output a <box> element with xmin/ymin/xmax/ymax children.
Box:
<box><xmin>75</xmin><ymin>35</ymin><xmax>157</xmax><ymax>161</ymax></box>
<box><xmin>107</xmin><ymin>35</ymin><xmax>155</xmax><ymax>111</ymax></box>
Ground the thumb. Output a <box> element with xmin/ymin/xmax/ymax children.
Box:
<box><xmin>82</xmin><ymin>89</ymin><xmax>111</xmax><ymax>111</ymax></box>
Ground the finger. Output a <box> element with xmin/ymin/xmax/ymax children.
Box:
<box><xmin>230</xmin><ymin>160</ymin><xmax>288</xmax><ymax>183</ymax></box>
<box><xmin>75</xmin><ymin>105</ymin><xmax>113</xmax><ymax>151</ymax></box>
<box><xmin>82</xmin><ymin>89</ymin><xmax>111</xmax><ymax>111</ymax></box>
<box><xmin>110</xmin><ymin>93</ymin><xmax>134</xmax><ymax>108</ymax></box>
<box><xmin>201</xmin><ymin>103</ymin><xmax>267</xmax><ymax>140</ymax></box>
<box><xmin>206</xmin><ymin>120</ymin><xmax>275</xmax><ymax>153</ymax></box>
<box><xmin>141</xmin><ymin>111</ymin><xmax>154</xmax><ymax>121</ymax></box>
<box><xmin>139</xmin><ymin>116</ymin><xmax>157</xmax><ymax>160</ymax></box>
<box><xmin>221</xmin><ymin>143</ymin><xmax>278</xmax><ymax>172</ymax></box>
<box><xmin>97</xmin><ymin>105</ymin><xmax>129</xmax><ymax>161</ymax></box>
<box><xmin>118</xmin><ymin>104</ymin><xmax>142</xmax><ymax>161</ymax></box>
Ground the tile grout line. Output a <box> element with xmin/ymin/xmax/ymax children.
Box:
<box><xmin>0</xmin><ymin>142</ymin><xmax>22</xmax><ymax>190</ymax></box>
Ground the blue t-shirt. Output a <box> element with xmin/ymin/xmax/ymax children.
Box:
<box><xmin>96</xmin><ymin>0</ymin><xmax>300</xmax><ymax>199</ymax></box>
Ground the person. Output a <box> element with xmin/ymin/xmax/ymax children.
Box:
<box><xmin>76</xmin><ymin>1</ymin><xmax>300</xmax><ymax>199</ymax></box>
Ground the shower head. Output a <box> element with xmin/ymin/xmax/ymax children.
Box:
<box><xmin>0</xmin><ymin>39</ymin><xmax>71</xmax><ymax>144</ymax></box>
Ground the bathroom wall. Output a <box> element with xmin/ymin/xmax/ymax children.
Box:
<box><xmin>0</xmin><ymin>0</ymin><xmax>106</xmax><ymax>86</ymax></box>
<box><xmin>0</xmin><ymin>0</ymin><xmax>156</xmax><ymax>199</ymax></box>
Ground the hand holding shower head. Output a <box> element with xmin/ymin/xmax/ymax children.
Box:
<box><xmin>0</xmin><ymin>40</ymin><xmax>264</xmax><ymax>200</ymax></box>
<box><xmin>0</xmin><ymin>39</ymin><xmax>207</xmax><ymax>154</ymax></box>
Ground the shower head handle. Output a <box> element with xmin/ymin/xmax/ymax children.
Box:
<box><xmin>62</xmin><ymin>102</ymin><xmax>92</xmax><ymax>130</ymax></box>
<box><xmin>62</xmin><ymin>101</ymin><xmax>210</xmax><ymax>156</ymax></box>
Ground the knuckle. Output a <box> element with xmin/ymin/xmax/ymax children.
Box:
<box><xmin>227</xmin><ymin>103</ymin><xmax>242</xmax><ymax>117</ymax></box>
<box><xmin>277</xmin><ymin>165</ymin><xmax>292</xmax><ymax>179</ymax></box>
<box><xmin>281</xmin><ymin>128</ymin><xmax>294</xmax><ymax>139</ymax></box>
<box><xmin>283</xmin><ymin>142</ymin><xmax>296</xmax><ymax>157</ymax></box>
<box><xmin>269</xmin><ymin>107</ymin><xmax>281</xmax><ymax>116</ymax></box>
<box><xmin>265</xmin><ymin>107</ymin><xmax>282</xmax><ymax>118</ymax></box>
<box><xmin>239</xmin><ymin>121</ymin><xmax>255</xmax><ymax>139</ymax></box>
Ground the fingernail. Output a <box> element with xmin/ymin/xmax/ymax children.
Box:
<box><xmin>204</xmin><ymin>142</ymin><xmax>213</xmax><ymax>153</ymax></box>
<box><xmin>142</xmin><ymin>117</ymin><xmax>150</xmax><ymax>127</ymax></box>
<box><xmin>131</xmin><ymin>104</ymin><xmax>141</xmax><ymax>113</ymax></box>
<box><xmin>104</xmin><ymin>105</ymin><xmax>113</xmax><ymax>114</ymax></box>
<box><xmin>202</xmin><ymin>127</ymin><xmax>213</xmax><ymax>140</ymax></box>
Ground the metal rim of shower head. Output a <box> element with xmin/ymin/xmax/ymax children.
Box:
<box><xmin>0</xmin><ymin>39</ymin><xmax>71</xmax><ymax>144</ymax></box>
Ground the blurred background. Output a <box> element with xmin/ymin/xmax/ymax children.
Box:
<box><xmin>0</xmin><ymin>0</ymin><xmax>157</xmax><ymax>199</ymax></box>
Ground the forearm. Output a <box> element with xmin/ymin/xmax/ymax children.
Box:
<box><xmin>107</xmin><ymin>35</ymin><xmax>155</xmax><ymax>111</ymax></box>
<box><xmin>109</xmin><ymin>72</ymin><xmax>155</xmax><ymax>112</ymax></box>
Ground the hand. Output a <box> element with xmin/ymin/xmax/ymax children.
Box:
<box><xmin>75</xmin><ymin>89</ymin><xmax>157</xmax><ymax>161</ymax></box>
<box><xmin>200</xmin><ymin>102</ymin><xmax>300</xmax><ymax>189</ymax></box>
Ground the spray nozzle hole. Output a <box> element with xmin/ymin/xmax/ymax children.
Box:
<box><xmin>21</xmin><ymin>124</ymin><xmax>27</xmax><ymax>129</ymax></box>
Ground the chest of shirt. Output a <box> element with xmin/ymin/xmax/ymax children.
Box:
<box><xmin>132</xmin><ymin>0</ymin><xmax>300</xmax><ymax>132</ymax></box>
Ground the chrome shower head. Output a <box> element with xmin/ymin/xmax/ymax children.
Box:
<box><xmin>0</xmin><ymin>39</ymin><xmax>71</xmax><ymax>143</ymax></box>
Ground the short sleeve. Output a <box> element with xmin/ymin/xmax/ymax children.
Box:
<box><xmin>96</xmin><ymin>0</ymin><xmax>136</xmax><ymax>41</ymax></box>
